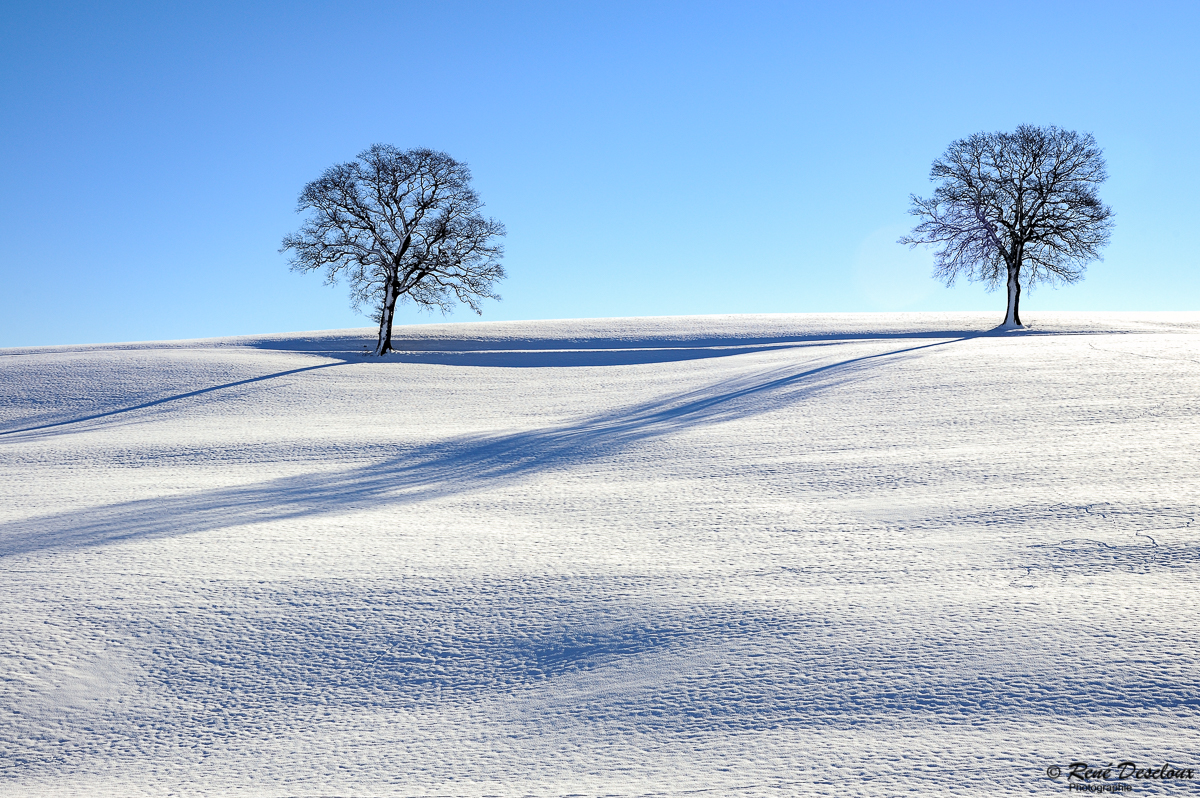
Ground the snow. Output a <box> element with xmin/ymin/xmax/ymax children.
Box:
<box><xmin>2</xmin><ymin>311</ymin><xmax>1198</xmax><ymax>796</ymax></box>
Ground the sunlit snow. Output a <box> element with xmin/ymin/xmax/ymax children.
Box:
<box><xmin>2</xmin><ymin>312</ymin><xmax>1198</xmax><ymax>796</ymax></box>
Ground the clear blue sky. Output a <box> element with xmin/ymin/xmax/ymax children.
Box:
<box><xmin>2</xmin><ymin>1</ymin><xmax>1197</xmax><ymax>346</ymax></box>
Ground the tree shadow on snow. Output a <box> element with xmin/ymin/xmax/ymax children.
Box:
<box><xmin>0</xmin><ymin>342</ymin><xmax>846</xmax><ymax>438</ymax></box>
<box><xmin>0</xmin><ymin>338</ymin><xmax>968</xmax><ymax>557</ymax></box>
<box><xmin>3</xmin><ymin>324</ymin><xmax>1074</xmax><ymax>437</ymax></box>
<box><xmin>0</xmin><ymin>362</ymin><xmax>347</xmax><ymax>437</ymax></box>
<box><xmin>246</xmin><ymin>325</ymin><xmax>1074</xmax><ymax>359</ymax></box>
<box><xmin>379</xmin><ymin>343</ymin><xmax>811</xmax><ymax>368</ymax></box>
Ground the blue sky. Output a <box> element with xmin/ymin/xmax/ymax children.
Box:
<box><xmin>2</xmin><ymin>1</ymin><xmax>1196</xmax><ymax>346</ymax></box>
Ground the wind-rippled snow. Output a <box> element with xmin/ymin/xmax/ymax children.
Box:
<box><xmin>2</xmin><ymin>312</ymin><xmax>1198</xmax><ymax>796</ymax></box>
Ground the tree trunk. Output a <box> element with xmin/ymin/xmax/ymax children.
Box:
<box><xmin>374</xmin><ymin>277</ymin><xmax>399</xmax><ymax>356</ymax></box>
<box><xmin>1004</xmin><ymin>266</ymin><xmax>1022</xmax><ymax>327</ymax></box>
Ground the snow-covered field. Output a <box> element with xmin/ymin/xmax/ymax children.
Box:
<box><xmin>2</xmin><ymin>312</ymin><xmax>1199</xmax><ymax>797</ymax></box>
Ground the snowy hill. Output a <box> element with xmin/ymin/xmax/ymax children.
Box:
<box><xmin>2</xmin><ymin>312</ymin><xmax>1199</xmax><ymax>796</ymax></box>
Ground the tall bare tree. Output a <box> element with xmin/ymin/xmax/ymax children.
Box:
<box><xmin>282</xmin><ymin>145</ymin><xmax>506</xmax><ymax>355</ymax></box>
<box><xmin>900</xmin><ymin>125</ymin><xmax>1114</xmax><ymax>326</ymax></box>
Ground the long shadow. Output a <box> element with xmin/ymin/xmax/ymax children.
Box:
<box><xmin>5</xmin><ymin>318</ymin><xmax>1094</xmax><ymax>441</ymax></box>
<box><xmin>0</xmin><ymin>362</ymin><xmax>346</xmax><ymax>437</ymax></box>
<box><xmin>380</xmin><ymin>342</ymin><xmax>808</xmax><ymax>368</ymax></box>
<box><xmin>0</xmin><ymin>337</ymin><xmax>969</xmax><ymax>558</ymax></box>
<box><xmin>244</xmin><ymin>326</ymin><xmax>1076</xmax><ymax>358</ymax></box>
<box><xmin>0</xmin><ymin>339</ymin><xmax>924</xmax><ymax>439</ymax></box>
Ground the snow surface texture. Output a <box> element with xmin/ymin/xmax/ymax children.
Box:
<box><xmin>2</xmin><ymin>312</ymin><xmax>1199</xmax><ymax>797</ymax></box>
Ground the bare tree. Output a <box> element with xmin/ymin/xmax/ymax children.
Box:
<box><xmin>900</xmin><ymin>125</ymin><xmax>1114</xmax><ymax>327</ymax></box>
<box><xmin>282</xmin><ymin>145</ymin><xmax>506</xmax><ymax>355</ymax></box>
